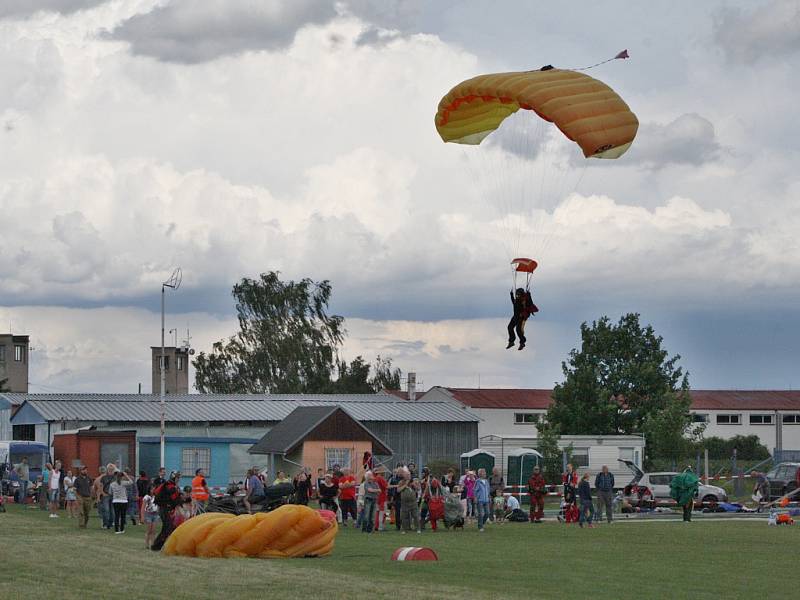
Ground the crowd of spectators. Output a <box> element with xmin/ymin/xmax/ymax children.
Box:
<box><xmin>6</xmin><ymin>455</ymin><xmax>692</xmax><ymax>541</ymax></box>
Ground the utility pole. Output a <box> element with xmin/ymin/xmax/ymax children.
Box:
<box><xmin>160</xmin><ymin>268</ymin><xmax>182</xmax><ymax>470</ymax></box>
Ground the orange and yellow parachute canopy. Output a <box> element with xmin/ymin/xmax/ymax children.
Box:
<box><xmin>435</xmin><ymin>68</ymin><xmax>638</xmax><ymax>159</ymax></box>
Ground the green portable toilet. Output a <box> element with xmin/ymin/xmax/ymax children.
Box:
<box><xmin>460</xmin><ymin>449</ymin><xmax>495</xmax><ymax>474</ymax></box>
<box><xmin>506</xmin><ymin>448</ymin><xmax>543</xmax><ymax>493</ymax></box>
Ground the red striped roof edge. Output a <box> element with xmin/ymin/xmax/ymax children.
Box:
<box><xmin>442</xmin><ymin>388</ymin><xmax>800</xmax><ymax>411</ymax></box>
<box><xmin>445</xmin><ymin>388</ymin><xmax>553</xmax><ymax>409</ymax></box>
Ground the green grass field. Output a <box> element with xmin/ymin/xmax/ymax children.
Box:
<box><xmin>0</xmin><ymin>504</ymin><xmax>796</xmax><ymax>600</ymax></box>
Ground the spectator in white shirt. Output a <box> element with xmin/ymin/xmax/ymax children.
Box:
<box><xmin>48</xmin><ymin>461</ymin><xmax>62</xmax><ymax>518</ymax></box>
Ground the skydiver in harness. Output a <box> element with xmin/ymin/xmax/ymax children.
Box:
<box><xmin>506</xmin><ymin>287</ymin><xmax>537</xmax><ymax>350</ymax></box>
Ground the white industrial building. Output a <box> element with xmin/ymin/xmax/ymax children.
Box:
<box><xmin>419</xmin><ymin>387</ymin><xmax>800</xmax><ymax>461</ymax></box>
<box><xmin>421</xmin><ymin>387</ymin><xmax>646</xmax><ymax>482</ymax></box>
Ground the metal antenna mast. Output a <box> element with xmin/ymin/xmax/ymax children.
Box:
<box><xmin>160</xmin><ymin>267</ymin><xmax>182</xmax><ymax>470</ymax></box>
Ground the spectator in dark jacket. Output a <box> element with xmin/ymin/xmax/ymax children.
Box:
<box><xmin>293</xmin><ymin>471</ymin><xmax>312</xmax><ymax>505</ymax></box>
<box><xmin>577</xmin><ymin>472</ymin><xmax>594</xmax><ymax>528</ymax></box>
<box><xmin>151</xmin><ymin>471</ymin><xmax>182</xmax><ymax>551</ymax></box>
<box><xmin>136</xmin><ymin>471</ymin><xmax>150</xmax><ymax>518</ymax></box>
<box><xmin>594</xmin><ymin>466</ymin><xmax>615</xmax><ymax>524</ymax></box>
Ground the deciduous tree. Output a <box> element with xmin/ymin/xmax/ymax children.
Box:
<box><xmin>547</xmin><ymin>313</ymin><xmax>694</xmax><ymax>467</ymax></box>
<box><xmin>194</xmin><ymin>272</ymin><xmax>401</xmax><ymax>394</ymax></box>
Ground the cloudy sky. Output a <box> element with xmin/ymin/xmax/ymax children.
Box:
<box><xmin>1</xmin><ymin>0</ymin><xmax>799</xmax><ymax>393</ymax></box>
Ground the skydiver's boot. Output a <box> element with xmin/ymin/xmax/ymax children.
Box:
<box><xmin>518</xmin><ymin>342</ymin><xmax>526</xmax><ymax>351</ymax></box>
<box><xmin>507</xmin><ymin>318</ymin><xmax>518</xmax><ymax>349</ymax></box>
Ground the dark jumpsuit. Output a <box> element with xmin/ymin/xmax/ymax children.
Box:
<box><xmin>507</xmin><ymin>292</ymin><xmax>528</xmax><ymax>345</ymax></box>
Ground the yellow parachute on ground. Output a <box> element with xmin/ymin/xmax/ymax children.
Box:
<box><xmin>162</xmin><ymin>505</ymin><xmax>338</xmax><ymax>559</ymax></box>
<box><xmin>435</xmin><ymin>67</ymin><xmax>638</xmax><ymax>158</ymax></box>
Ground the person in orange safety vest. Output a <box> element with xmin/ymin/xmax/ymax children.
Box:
<box><xmin>190</xmin><ymin>468</ymin><xmax>209</xmax><ymax>514</ymax></box>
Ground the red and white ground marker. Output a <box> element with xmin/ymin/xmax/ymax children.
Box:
<box><xmin>391</xmin><ymin>547</ymin><xmax>438</xmax><ymax>561</ymax></box>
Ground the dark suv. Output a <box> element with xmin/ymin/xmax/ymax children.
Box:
<box><xmin>764</xmin><ymin>462</ymin><xmax>800</xmax><ymax>500</ymax></box>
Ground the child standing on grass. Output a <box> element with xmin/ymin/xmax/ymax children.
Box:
<box><xmin>578</xmin><ymin>472</ymin><xmax>594</xmax><ymax>528</ymax></box>
<box><xmin>141</xmin><ymin>489</ymin><xmax>160</xmax><ymax>549</ymax></box>
<box><xmin>63</xmin><ymin>470</ymin><xmax>78</xmax><ymax>518</ymax></box>
<box><xmin>465</xmin><ymin>471</ymin><xmax>477</xmax><ymax>520</ymax></box>
<box><xmin>493</xmin><ymin>493</ymin><xmax>506</xmax><ymax>523</ymax></box>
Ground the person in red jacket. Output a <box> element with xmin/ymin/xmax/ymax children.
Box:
<box><xmin>374</xmin><ymin>468</ymin><xmax>388</xmax><ymax>531</ymax></box>
<box><xmin>338</xmin><ymin>468</ymin><xmax>358</xmax><ymax>526</ymax></box>
<box><xmin>528</xmin><ymin>466</ymin><xmax>546</xmax><ymax>523</ymax></box>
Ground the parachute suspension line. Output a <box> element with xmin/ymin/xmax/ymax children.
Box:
<box><xmin>536</xmin><ymin>161</ymin><xmax>590</xmax><ymax>257</ymax></box>
<box><xmin>511</xmin><ymin>266</ymin><xmax>534</xmax><ymax>292</ymax></box>
<box><xmin>435</xmin><ymin>62</ymin><xmax>638</xmax><ymax>293</ymax></box>
<box><xmin>460</xmin><ymin>146</ymin><xmax>513</xmax><ymax>262</ymax></box>
<box><xmin>568</xmin><ymin>49</ymin><xmax>630</xmax><ymax>72</ymax></box>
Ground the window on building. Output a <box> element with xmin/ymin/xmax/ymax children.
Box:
<box><xmin>749</xmin><ymin>414</ymin><xmax>774</xmax><ymax>425</ymax></box>
<box><xmin>14</xmin><ymin>344</ymin><xmax>25</xmax><ymax>362</ymax></box>
<box><xmin>325</xmin><ymin>447</ymin><xmax>352</xmax><ymax>471</ymax></box>
<box><xmin>12</xmin><ymin>424</ymin><xmax>35</xmax><ymax>441</ymax></box>
<box><xmin>783</xmin><ymin>414</ymin><xmax>800</xmax><ymax>424</ymax></box>
<box><xmin>514</xmin><ymin>412</ymin><xmax>539</xmax><ymax>424</ymax></box>
<box><xmin>162</xmin><ymin>356</ymin><xmax>170</xmax><ymax>371</ymax></box>
<box><xmin>618</xmin><ymin>447</ymin><xmax>635</xmax><ymax>462</ymax></box>
<box><xmin>0</xmin><ymin>345</ymin><xmax>5</xmax><ymax>361</ymax></box>
<box><xmin>692</xmin><ymin>414</ymin><xmax>708</xmax><ymax>423</ymax></box>
<box><xmin>716</xmin><ymin>414</ymin><xmax>740</xmax><ymax>425</ymax></box>
<box><xmin>177</xmin><ymin>355</ymin><xmax>185</xmax><ymax>371</ymax></box>
<box><xmin>101</xmin><ymin>442</ymin><xmax>131</xmax><ymax>471</ymax></box>
<box><xmin>571</xmin><ymin>448</ymin><xmax>589</xmax><ymax>468</ymax></box>
<box><xmin>182</xmin><ymin>447</ymin><xmax>211</xmax><ymax>475</ymax></box>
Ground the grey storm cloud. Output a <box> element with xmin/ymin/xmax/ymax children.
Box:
<box><xmin>109</xmin><ymin>0</ymin><xmax>452</xmax><ymax>63</ymax></box>
<box><xmin>714</xmin><ymin>0</ymin><xmax>800</xmax><ymax>63</ymax></box>
<box><xmin>110</xmin><ymin>0</ymin><xmax>338</xmax><ymax>64</ymax></box>
<box><xmin>624</xmin><ymin>113</ymin><xmax>721</xmax><ymax>168</ymax></box>
<box><xmin>0</xmin><ymin>0</ymin><xmax>105</xmax><ymax>19</ymax></box>
<box><xmin>344</xmin><ymin>0</ymin><xmax>454</xmax><ymax>46</ymax></box>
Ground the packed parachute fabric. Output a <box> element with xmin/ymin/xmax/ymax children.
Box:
<box><xmin>162</xmin><ymin>505</ymin><xmax>338</xmax><ymax>558</ymax></box>
<box><xmin>669</xmin><ymin>471</ymin><xmax>700</xmax><ymax>506</ymax></box>
<box><xmin>434</xmin><ymin>68</ymin><xmax>638</xmax><ymax>158</ymax></box>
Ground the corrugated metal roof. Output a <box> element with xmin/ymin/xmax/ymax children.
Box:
<box><xmin>15</xmin><ymin>389</ymin><xmax>797</xmax><ymax>421</ymax></box>
<box><xmin>18</xmin><ymin>398</ymin><xmax>479</xmax><ymax>423</ymax></box>
<box><xmin>248</xmin><ymin>406</ymin><xmax>392</xmax><ymax>455</ymax></box>
<box><xmin>249</xmin><ymin>406</ymin><xmax>339</xmax><ymax>454</ymax></box>
<box><xmin>1</xmin><ymin>392</ymin><xmax>398</xmax><ymax>404</ymax></box>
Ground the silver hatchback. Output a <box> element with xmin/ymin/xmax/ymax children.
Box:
<box><xmin>618</xmin><ymin>460</ymin><xmax>728</xmax><ymax>508</ymax></box>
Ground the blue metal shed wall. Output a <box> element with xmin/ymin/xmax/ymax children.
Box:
<box><xmin>139</xmin><ymin>440</ymin><xmax>231</xmax><ymax>488</ymax></box>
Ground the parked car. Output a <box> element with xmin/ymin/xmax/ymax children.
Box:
<box><xmin>618</xmin><ymin>459</ymin><xmax>728</xmax><ymax>508</ymax></box>
<box><xmin>764</xmin><ymin>462</ymin><xmax>800</xmax><ymax>500</ymax></box>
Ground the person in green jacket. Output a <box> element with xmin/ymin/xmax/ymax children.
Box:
<box><xmin>670</xmin><ymin>467</ymin><xmax>699</xmax><ymax>522</ymax></box>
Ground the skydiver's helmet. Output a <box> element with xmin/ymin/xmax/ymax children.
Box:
<box><xmin>515</xmin><ymin>288</ymin><xmax>525</xmax><ymax>296</ymax></box>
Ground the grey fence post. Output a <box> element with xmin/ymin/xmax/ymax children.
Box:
<box><xmin>696</xmin><ymin>452</ymin><xmax>701</xmax><ymax>474</ymax></box>
<box><xmin>732</xmin><ymin>448</ymin><xmax>741</xmax><ymax>496</ymax></box>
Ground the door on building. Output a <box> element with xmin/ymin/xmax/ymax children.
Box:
<box><xmin>101</xmin><ymin>442</ymin><xmax>131</xmax><ymax>471</ymax></box>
